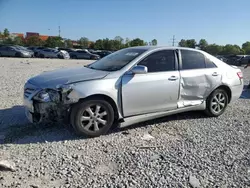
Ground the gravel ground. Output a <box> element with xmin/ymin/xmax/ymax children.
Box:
<box><xmin>0</xmin><ymin>57</ymin><xmax>250</xmax><ymax>188</ymax></box>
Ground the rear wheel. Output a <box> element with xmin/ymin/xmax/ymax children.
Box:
<box><xmin>205</xmin><ymin>89</ymin><xmax>228</xmax><ymax>117</ymax></box>
<box><xmin>40</xmin><ymin>54</ymin><xmax>45</xmax><ymax>58</ymax></box>
<box><xmin>70</xmin><ymin>99</ymin><xmax>114</xmax><ymax>137</ymax></box>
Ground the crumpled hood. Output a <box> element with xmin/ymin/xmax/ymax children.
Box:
<box><xmin>28</xmin><ymin>66</ymin><xmax>109</xmax><ymax>88</ymax></box>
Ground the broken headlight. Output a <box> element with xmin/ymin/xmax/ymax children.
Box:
<box><xmin>33</xmin><ymin>90</ymin><xmax>60</xmax><ymax>102</ymax></box>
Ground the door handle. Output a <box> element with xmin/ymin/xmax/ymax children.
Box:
<box><xmin>212</xmin><ymin>72</ymin><xmax>218</xmax><ymax>76</ymax></box>
<box><xmin>168</xmin><ymin>76</ymin><xmax>178</xmax><ymax>81</ymax></box>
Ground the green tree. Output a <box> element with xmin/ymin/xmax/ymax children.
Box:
<box><xmin>129</xmin><ymin>38</ymin><xmax>145</xmax><ymax>47</ymax></box>
<box><xmin>26</xmin><ymin>36</ymin><xmax>44</xmax><ymax>46</ymax></box>
<box><xmin>178</xmin><ymin>39</ymin><xmax>187</xmax><ymax>47</ymax></box>
<box><xmin>114</xmin><ymin>36</ymin><xmax>123</xmax><ymax>49</ymax></box>
<box><xmin>3</xmin><ymin>28</ymin><xmax>10</xmax><ymax>38</ymax></box>
<box><xmin>64</xmin><ymin>39</ymin><xmax>73</xmax><ymax>48</ymax></box>
<box><xmin>78</xmin><ymin>37</ymin><xmax>89</xmax><ymax>48</ymax></box>
<box><xmin>242</xmin><ymin>41</ymin><xmax>250</xmax><ymax>55</ymax></box>
<box><xmin>13</xmin><ymin>36</ymin><xmax>24</xmax><ymax>45</ymax></box>
<box><xmin>198</xmin><ymin>39</ymin><xmax>208</xmax><ymax>51</ymax></box>
<box><xmin>94</xmin><ymin>39</ymin><xmax>104</xmax><ymax>50</ymax></box>
<box><xmin>151</xmin><ymin>39</ymin><xmax>157</xmax><ymax>46</ymax></box>
<box><xmin>179</xmin><ymin>39</ymin><xmax>196</xmax><ymax>48</ymax></box>
<box><xmin>205</xmin><ymin>44</ymin><xmax>223</xmax><ymax>55</ymax></box>
<box><xmin>124</xmin><ymin>38</ymin><xmax>131</xmax><ymax>48</ymax></box>
<box><xmin>89</xmin><ymin>41</ymin><xmax>95</xmax><ymax>49</ymax></box>
<box><xmin>186</xmin><ymin>39</ymin><xmax>196</xmax><ymax>48</ymax></box>
<box><xmin>2</xmin><ymin>37</ymin><xmax>14</xmax><ymax>45</ymax></box>
<box><xmin>221</xmin><ymin>44</ymin><xmax>242</xmax><ymax>55</ymax></box>
<box><xmin>45</xmin><ymin>36</ymin><xmax>64</xmax><ymax>48</ymax></box>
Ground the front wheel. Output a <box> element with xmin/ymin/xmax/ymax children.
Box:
<box><xmin>70</xmin><ymin>99</ymin><xmax>115</xmax><ymax>137</ymax></box>
<box><xmin>205</xmin><ymin>89</ymin><xmax>228</xmax><ymax>117</ymax></box>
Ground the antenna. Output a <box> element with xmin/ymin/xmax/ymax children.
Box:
<box><xmin>168</xmin><ymin>35</ymin><xmax>179</xmax><ymax>46</ymax></box>
<box><xmin>58</xmin><ymin>26</ymin><xmax>61</xmax><ymax>37</ymax></box>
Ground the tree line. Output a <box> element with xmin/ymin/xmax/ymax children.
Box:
<box><xmin>179</xmin><ymin>39</ymin><xmax>250</xmax><ymax>55</ymax></box>
<box><xmin>0</xmin><ymin>28</ymin><xmax>158</xmax><ymax>51</ymax></box>
<box><xmin>1</xmin><ymin>28</ymin><xmax>250</xmax><ymax>55</ymax></box>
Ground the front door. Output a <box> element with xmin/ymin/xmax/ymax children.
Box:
<box><xmin>122</xmin><ymin>50</ymin><xmax>180</xmax><ymax>117</ymax></box>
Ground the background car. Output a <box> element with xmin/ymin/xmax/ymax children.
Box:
<box><xmin>69</xmin><ymin>50</ymin><xmax>100</xmax><ymax>59</ymax></box>
<box><xmin>238</xmin><ymin>55</ymin><xmax>250</xmax><ymax>65</ymax></box>
<box><xmin>93</xmin><ymin>50</ymin><xmax>112</xmax><ymax>58</ymax></box>
<box><xmin>37</xmin><ymin>48</ymin><xmax>70</xmax><ymax>59</ymax></box>
<box><xmin>28</xmin><ymin>46</ymin><xmax>47</xmax><ymax>57</ymax></box>
<box><xmin>0</xmin><ymin>45</ymin><xmax>33</xmax><ymax>58</ymax></box>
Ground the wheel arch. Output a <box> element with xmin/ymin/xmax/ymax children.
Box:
<box><xmin>74</xmin><ymin>94</ymin><xmax>120</xmax><ymax>122</ymax></box>
<box><xmin>213</xmin><ymin>85</ymin><xmax>232</xmax><ymax>103</ymax></box>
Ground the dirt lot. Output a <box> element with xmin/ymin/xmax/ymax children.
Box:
<box><xmin>0</xmin><ymin>57</ymin><xmax>250</xmax><ymax>188</ymax></box>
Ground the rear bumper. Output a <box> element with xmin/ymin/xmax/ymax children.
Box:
<box><xmin>230</xmin><ymin>82</ymin><xmax>244</xmax><ymax>103</ymax></box>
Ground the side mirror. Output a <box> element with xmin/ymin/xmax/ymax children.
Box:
<box><xmin>130</xmin><ymin>65</ymin><xmax>148</xmax><ymax>74</ymax></box>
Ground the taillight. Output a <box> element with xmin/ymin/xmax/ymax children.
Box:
<box><xmin>237</xmin><ymin>72</ymin><xmax>243</xmax><ymax>79</ymax></box>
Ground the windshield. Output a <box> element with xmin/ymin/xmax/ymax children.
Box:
<box><xmin>88</xmin><ymin>48</ymin><xmax>147</xmax><ymax>71</ymax></box>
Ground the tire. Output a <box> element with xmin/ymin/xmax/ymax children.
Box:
<box><xmin>15</xmin><ymin>52</ymin><xmax>22</xmax><ymax>57</ymax></box>
<box><xmin>70</xmin><ymin>99</ymin><xmax>115</xmax><ymax>137</ymax></box>
<box><xmin>205</xmin><ymin>89</ymin><xmax>228</xmax><ymax>117</ymax></box>
<box><xmin>71</xmin><ymin>55</ymin><xmax>77</xmax><ymax>59</ymax></box>
<box><xmin>0</xmin><ymin>52</ymin><xmax>1</xmax><ymax>57</ymax></box>
<box><xmin>40</xmin><ymin>54</ymin><xmax>45</xmax><ymax>58</ymax></box>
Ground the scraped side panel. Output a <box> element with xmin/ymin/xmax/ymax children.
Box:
<box><xmin>178</xmin><ymin>69</ymin><xmax>222</xmax><ymax>108</ymax></box>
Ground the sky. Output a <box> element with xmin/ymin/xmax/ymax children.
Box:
<box><xmin>0</xmin><ymin>0</ymin><xmax>249</xmax><ymax>46</ymax></box>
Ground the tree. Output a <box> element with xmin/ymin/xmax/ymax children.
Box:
<box><xmin>198</xmin><ymin>39</ymin><xmax>208</xmax><ymax>51</ymax></box>
<box><xmin>89</xmin><ymin>41</ymin><xmax>95</xmax><ymax>49</ymax></box>
<box><xmin>26</xmin><ymin>36</ymin><xmax>44</xmax><ymax>46</ymax></box>
<box><xmin>124</xmin><ymin>38</ymin><xmax>130</xmax><ymax>48</ymax></box>
<box><xmin>45</xmin><ymin>36</ymin><xmax>64</xmax><ymax>48</ymax></box>
<box><xmin>242</xmin><ymin>41</ymin><xmax>250</xmax><ymax>55</ymax></box>
<box><xmin>178</xmin><ymin>39</ymin><xmax>187</xmax><ymax>47</ymax></box>
<box><xmin>186</xmin><ymin>39</ymin><xmax>196</xmax><ymax>48</ymax></box>
<box><xmin>221</xmin><ymin>44</ymin><xmax>242</xmax><ymax>55</ymax></box>
<box><xmin>205</xmin><ymin>44</ymin><xmax>223</xmax><ymax>55</ymax></box>
<box><xmin>178</xmin><ymin>39</ymin><xmax>196</xmax><ymax>48</ymax></box>
<box><xmin>64</xmin><ymin>39</ymin><xmax>73</xmax><ymax>48</ymax></box>
<box><xmin>78</xmin><ymin>37</ymin><xmax>89</xmax><ymax>48</ymax></box>
<box><xmin>129</xmin><ymin>38</ymin><xmax>145</xmax><ymax>47</ymax></box>
<box><xmin>13</xmin><ymin>36</ymin><xmax>24</xmax><ymax>45</ymax></box>
<box><xmin>114</xmin><ymin>36</ymin><xmax>124</xmax><ymax>49</ymax></box>
<box><xmin>94</xmin><ymin>39</ymin><xmax>104</xmax><ymax>50</ymax></box>
<box><xmin>151</xmin><ymin>39</ymin><xmax>157</xmax><ymax>46</ymax></box>
<box><xmin>3</xmin><ymin>28</ymin><xmax>9</xmax><ymax>38</ymax></box>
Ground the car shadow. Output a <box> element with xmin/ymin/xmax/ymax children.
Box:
<box><xmin>240</xmin><ymin>85</ymin><xmax>250</xmax><ymax>99</ymax></box>
<box><xmin>0</xmin><ymin>105</ymin><xmax>210</xmax><ymax>145</ymax></box>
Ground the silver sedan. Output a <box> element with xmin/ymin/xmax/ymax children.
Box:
<box><xmin>23</xmin><ymin>46</ymin><xmax>243</xmax><ymax>137</ymax></box>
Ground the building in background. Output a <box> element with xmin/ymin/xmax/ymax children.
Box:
<box><xmin>26</xmin><ymin>32</ymin><xmax>39</xmax><ymax>38</ymax></box>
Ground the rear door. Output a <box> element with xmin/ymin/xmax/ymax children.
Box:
<box><xmin>178</xmin><ymin>50</ymin><xmax>222</xmax><ymax>107</ymax></box>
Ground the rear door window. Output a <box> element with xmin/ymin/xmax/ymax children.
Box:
<box><xmin>181</xmin><ymin>50</ymin><xmax>206</xmax><ymax>70</ymax></box>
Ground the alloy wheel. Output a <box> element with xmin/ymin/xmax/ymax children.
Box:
<box><xmin>80</xmin><ymin>104</ymin><xmax>108</xmax><ymax>132</ymax></box>
<box><xmin>211</xmin><ymin>92</ymin><xmax>226</xmax><ymax>114</ymax></box>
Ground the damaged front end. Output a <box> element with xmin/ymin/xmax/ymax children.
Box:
<box><xmin>24</xmin><ymin>84</ymin><xmax>76</xmax><ymax>123</ymax></box>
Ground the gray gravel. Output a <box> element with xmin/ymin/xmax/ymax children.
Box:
<box><xmin>0</xmin><ymin>57</ymin><xmax>250</xmax><ymax>188</ymax></box>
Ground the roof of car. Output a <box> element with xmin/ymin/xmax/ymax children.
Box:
<box><xmin>129</xmin><ymin>46</ymin><xmax>203</xmax><ymax>52</ymax></box>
